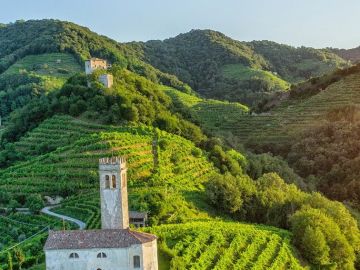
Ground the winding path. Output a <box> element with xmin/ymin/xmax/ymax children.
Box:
<box><xmin>41</xmin><ymin>206</ymin><xmax>86</xmax><ymax>230</ymax></box>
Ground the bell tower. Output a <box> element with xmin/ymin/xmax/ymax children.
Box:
<box><xmin>99</xmin><ymin>157</ymin><xmax>129</xmax><ymax>229</ymax></box>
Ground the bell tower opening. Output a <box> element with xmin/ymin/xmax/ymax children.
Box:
<box><xmin>99</xmin><ymin>157</ymin><xmax>129</xmax><ymax>229</ymax></box>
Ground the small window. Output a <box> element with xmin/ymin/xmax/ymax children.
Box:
<box><xmin>105</xmin><ymin>175</ymin><xmax>110</xmax><ymax>189</ymax></box>
<box><xmin>133</xmin><ymin>255</ymin><xmax>140</xmax><ymax>268</ymax></box>
<box><xmin>112</xmin><ymin>175</ymin><xmax>116</xmax><ymax>188</ymax></box>
<box><xmin>97</xmin><ymin>252</ymin><xmax>107</xmax><ymax>258</ymax></box>
<box><xmin>69</xmin><ymin>253</ymin><xmax>79</xmax><ymax>259</ymax></box>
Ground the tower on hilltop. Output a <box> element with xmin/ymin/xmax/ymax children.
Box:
<box><xmin>99</xmin><ymin>157</ymin><xmax>129</xmax><ymax>229</ymax></box>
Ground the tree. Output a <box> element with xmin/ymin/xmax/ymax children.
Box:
<box><xmin>26</xmin><ymin>194</ymin><xmax>44</xmax><ymax>213</ymax></box>
<box><xmin>206</xmin><ymin>173</ymin><xmax>255</xmax><ymax>215</ymax></box>
<box><xmin>290</xmin><ymin>207</ymin><xmax>356</xmax><ymax>269</ymax></box>
<box><xmin>301</xmin><ymin>226</ymin><xmax>330</xmax><ymax>265</ymax></box>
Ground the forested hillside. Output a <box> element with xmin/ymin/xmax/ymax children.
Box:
<box><xmin>0</xmin><ymin>19</ymin><xmax>359</xmax><ymax>270</ymax></box>
<box><xmin>332</xmin><ymin>47</ymin><xmax>360</xmax><ymax>63</ymax></box>
<box><xmin>130</xmin><ymin>29</ymin><xmax>347</xmax><ymax>105</ymax></box>
<box><xmin>0</xmin><ymin>19</ymin><xmax>190</xmax><ymax>117</ymax></box>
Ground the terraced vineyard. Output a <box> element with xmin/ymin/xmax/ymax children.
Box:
<box><xmin>0</xmin><ymin>115</ymin><xmax>215</xmax><ymax>195</ymax></box>
<box><xmin>146</xmin><ymin>222</ymin><xmax>305</xmax><ymax>270</ymax></box>
<box><xmin>164</xmin><ymin>87</ymin><xmax>249</xmax><ymax>137</ymax></box>
<box><xmin>166</xmin><ymin>72</ymin><xmax>360</xmax><ymax>145</ymax></box>
<box><xmin>0</xmin><ymin>213</ymin><xmax>71</xmax><ymax>270</ymax></box>
<box><xmin>0</xmin><ymin>115</ymin><xmax>309</xmax><ymax>269</ymax></box>
<box><xmin>1</xmin><ymin>53</ymin><xmax>81</xmax><ymax>79</ymax></box>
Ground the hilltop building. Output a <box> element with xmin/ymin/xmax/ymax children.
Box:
<box><xmin>44</xmin><ymin>157</ymin><xmax>158</xmax><ymax>270</ymax></box>
<box><xmin>85</xmin><ymin>58</ymin><xmax>113</xmax><ymax>88</ymax></box>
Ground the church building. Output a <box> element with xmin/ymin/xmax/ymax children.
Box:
<box><xmin>44</xmin><ymin>157</ymin><xmax>158</xmax><ymax>270</ymax></box>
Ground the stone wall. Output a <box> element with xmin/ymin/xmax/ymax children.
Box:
<box><xmin>45</xmin><ymin>244</ymin><xmax>143</xmax><ymax>270</ymax></box>
<box><xmin>99</xmin><ymin>159</ymin><xmax>129</xmax><ymax>229</ymax></box>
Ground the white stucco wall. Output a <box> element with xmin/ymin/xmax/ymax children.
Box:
<box><xmin>99</xmin><ymin>163</ymin><xmax>129</xmax><ymax>229</ymax></box>
<box><xmin>99</xmin><ymin>74</ymin><xmax>113</xmax><ymax>88</ymax></box>
<box><xmin>85</xmin><ymin>61</ymin><xmax>92</xmax><ymax>75</ymax></box>
<box><xmin>45</xmin><ymin>244</ymin><xmax>144</xmax><ymax>270</ymax></box>
<box><xmin>142</xmin><ymin>240</ymin><xmax>158</xmax><ymax>270</ymax></box>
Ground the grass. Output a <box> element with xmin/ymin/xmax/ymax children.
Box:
<box><xmin>221</xmin><ymin>64</ymin><xmax>290</xmax><ymax>90</ymax></box>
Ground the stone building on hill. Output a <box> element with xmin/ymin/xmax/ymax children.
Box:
<box><xmin>85</xmin><ymin>58</ymin><xmax>111</xmax><ymax>75</ymax></box>
<box><xmin>85</xmin><ymin>58</ymin><xmax>113</xmax><ymax>88</ymax></box>
<box><xmin>44</xmin><ymin>157</ymin><xmax>158</xmax><ymax>270</ymax></box>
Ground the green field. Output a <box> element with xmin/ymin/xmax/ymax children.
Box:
<box><xmin>0</xmin><ymin>53</ymin><xmax>82</xmax><ymax>93</ymax></box>
<box><xmin>222</xmin><ymin>64</ymin><xmax>290</xmax><ymax>90</ymax></box>
<box><xmin>2</xmin><ymin>53</ymin><xmax>81</xmax><ymax>78</ymax></box>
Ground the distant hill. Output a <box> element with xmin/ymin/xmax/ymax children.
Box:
<box><xmin>130</xmin><ymin>29</ymin><xmax>348</xmax><ymax>105</ymax></box>
<box><xmin>331</xmin><ymin>46</ymin><xmax>360</xmax><ymax>63</ymax></box>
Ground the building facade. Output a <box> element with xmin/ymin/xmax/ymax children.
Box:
<box><xmin>85</xmin><ymin>58</ymin><xmax>113</xmax><ymax>88</ymax></box>
<box><xmin>44</xmin><ymin>157</ymin><xmax>158</xmax><ymax>270</ymax></box>
<box><xmin>85</xmin><ymin>58</ymin><xmax>110</xmax><ymax>75</ymax></box>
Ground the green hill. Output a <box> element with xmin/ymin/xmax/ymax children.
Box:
<box><xmin>0</xmin><ymin>115</ymin><xmax>305</xmax><ymax>270</ymax></box>
<box><xmin>130</xmin><ymin>29</ymin><xmax>347</xmax><ymax>105</ymax></box>
<box><xmin>0</xmin><ymin>20</ymin><xmax>359</xmax><ymax>270</ymax></box>
<box><xmin>0</xmin><ymin>20</ymin><xmax>191</xmax><ymax>120</ymax></box>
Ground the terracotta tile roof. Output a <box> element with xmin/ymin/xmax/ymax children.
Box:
<box><xmin>44</xmin><ymin>229</ymin><xmax>156</xmax><ymax>250</ymax></box>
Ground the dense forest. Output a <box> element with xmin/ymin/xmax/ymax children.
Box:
<box><xmin>0</xmin><ymin>19</ymin><xmax>359</xmax><ymax>270</ymax></box>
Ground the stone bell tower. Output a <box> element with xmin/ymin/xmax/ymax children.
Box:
<box><xmin>99</xmin><ymin>157</ymin><xmax>129</xmax><ymax>229</ymax></box>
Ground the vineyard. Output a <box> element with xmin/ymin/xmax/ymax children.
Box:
<box><xmin>1</xmin><ymin>53</ymin><xmax>81</xmax><ymax>79</ymax></box>
<box><xmin>164</xmin><ymin>87</ymin><xmax>249</xmax><ymax>138</ymax></box>
<box><xmin>166</xmin><ymin>72</ymin><xmax>360</xmax><ymax>145</ymax></box>
<box><xmin>145</xmin><ymin>222</ymin><xmax>305</xmax><ymax>270</ymax></box>
<box><xmin>0</xmin><ymin>213</ymin><xmax>72</xmax><ymax>270</ymax></box>
<box><xmin>0</xmin><ymin>115</ymin><xmax>307</xmax><ymax>269</ymax></box>
<box><xmin>0</xmin><ymin>115</ymin><xmax>220</xmax><ymax>268</ymax></box>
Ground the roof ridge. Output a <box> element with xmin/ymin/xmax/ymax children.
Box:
<box><xmin>129</xmin><ymin>229</ymin><xmax>157</xmax><ymax>240</ymax></box>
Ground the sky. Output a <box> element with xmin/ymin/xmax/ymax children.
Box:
<box><xmin>1</xmin><ymin>0</ymin><xmax>360</xmax><ymax>49</ymax></box>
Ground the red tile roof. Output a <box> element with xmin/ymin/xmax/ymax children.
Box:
<box><xmin>44</xmin><ymin>229</ymin><xmax>156</xmax><ymax>250</ymax></box>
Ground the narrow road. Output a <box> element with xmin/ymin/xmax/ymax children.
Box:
<box><xmin>41</xmin><ymin>206</ymin><xmax>86</xmax><ymax>230</ymax></box>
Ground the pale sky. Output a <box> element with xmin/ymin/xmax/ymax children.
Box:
<box><xmin>1</xmin><ymin>0</ymin><xmax>359</xmax><ymax>49</ymax></box>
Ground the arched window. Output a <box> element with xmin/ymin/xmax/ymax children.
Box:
<box><xmin>105</xmin><ymin>175</ymin><xmax>110</xmax><ymax>189</ymax></box>
<box><xmin>97</xmin><ymin>252</ymin><xmax>107</xmax><ymax>258</ymax></box>
<box><xmin>112</xmin><ymin>175</ymin><xmax>116</xmax><ymax>189</ymax></box>
<box><xmin>133</xmin><ymin>255</ymin><xmax>140</xmax><ymax>268</ymax></box>
<box><xmin>69</xmin><ymin>253</ymin><xmax>79</xmax><ymax>259</ymax></box>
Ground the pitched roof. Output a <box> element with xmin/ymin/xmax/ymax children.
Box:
<box><xmin>44</xmin><ymin>229</ymin><xmax>156</xmax><ymax>250</ymax></box>
<box><xmin>129</xmin><ymin>211</ymin><xmax>148</xmax><ymax>219</ymax></box>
